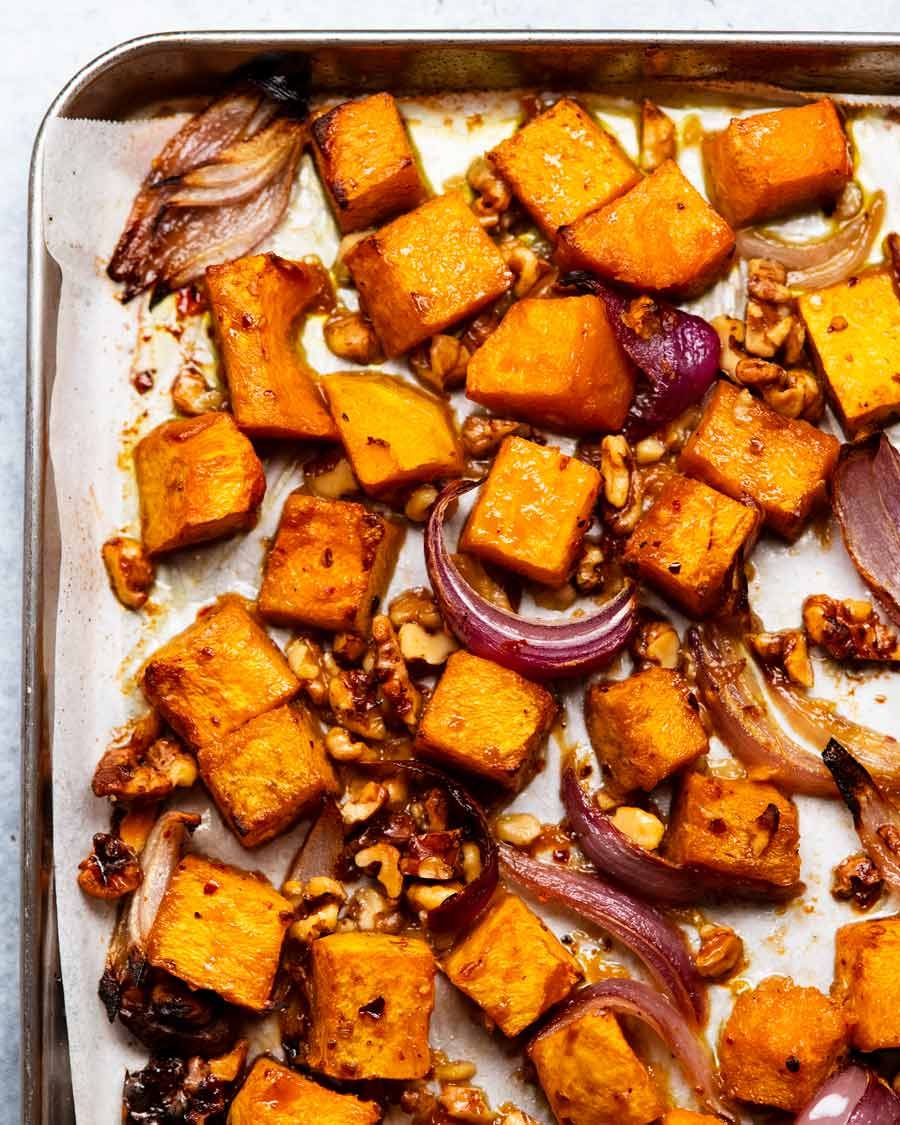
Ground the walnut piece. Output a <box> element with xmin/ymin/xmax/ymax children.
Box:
<box><xmin>102</xmin><ymin>536</ymin><xmax>155</xmax><ymax>610</ymax></box>
<box><xmin>355</xmin><ymin>843</ymin><xmax>404</xmax><ymax>899</ymax></box>
<box><xmin>170</xmin><ymin>367</ymin><xmax>226</xmax><ymax>416</ymax></box>
<box><xmin>831</xmin><ymin>852</ymin><xmax>885</xmax><ymax>910</ymax></box>
<box><xmin>438</xmin><ymin>1085</ymin><xmax>494</xmax><ymax>1123</ymax></box>
<box><xmin>467</xmin><ymin>155</ymin><xmax>512</xmax><ymax>228</ymax></box>
<box><xmin>695</xmin><ymin>923</ymin><xmax>744</xmax><ymax>979</ymax></box>
<box><xmin>461</xmin><ymin>414</ymin><xmax>530</xmax><ymax>459</ymax></box>
<box><xmin>371</xmin><ymin>615</ymin><xmax>422</xmax><ymax>730</ymax></box>
<box><xmin>389</xmin><ymin>588</ymin><xmax>444</xmax><ymax>631</ymax></box>
<box><xmin>409</xmin><ymin>334</ymin><xmax>471</xmax><ymax>392</ymax></box>
<box><xmin>493</xmin><ymin>813</ymin><xmax>542</xmax><ymax>847</ymax></box>
<box><xmin>500</xmin><ymin>238</ymin><xmax>552</xmax><ymax>298</ymax></box>
<box><xmin>286</xmin><ymin>636</ymin><xmax>329</xmax><ymax>706</ymax></box>
<box><xmin>92</xmin><ymin>712</ymin><xmax>197</xmax><ymax>801</ymax></box>
<box><xmin>804</xmin><ymin>595</ymin><xmax>900</xmax><ymax>663</ymax></box>
<box><xmin>631</xmin><ymin>616</ymin><xmax>680</xmax><ymax>670</ymax></box>
<box><xmin>77</xmin><ymin>832</ymin><xmax>142</xmax><ymax>899</ymax></box>
<box><xmin>323</xmin><ymin>307</ymin><xmax>384</xmax><ymax>365</ymax></box>
<box><xmin>748</xmin><ymin>628</ymin><xmax>814</xmax><ymax>688</ymax></box>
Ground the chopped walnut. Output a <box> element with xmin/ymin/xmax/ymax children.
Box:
<box><xmin>404</xmin><ymin>485</ymin><xmax>439</xmax><ymax>523</ymax></box>
<box><xmin>748</xmin><ymin>629</ymin><xmax>814</xmax><ymax>688</ymax></box>
<box><xmin>750</xmin><ymin>803</ymin><xmax>780</xmax><ymax>857</ymax></box>
<box><xmin>340</xmin><ymin>779</ymin><xmax>388</xmax><ymax>825</ymax></box>
<box><xmin>329</xmin><ymin>667</ymin><xmax>388</xmax><ymax>740</ymax></box>
<box><xmin>459</xmin><ymin>296</ymin><xmax>513</xmax><ymax>354</ymax></box>
<box><xmin>323</xmin><ymin>307</ymin><xmax>385</xmax><ymax>365</ymax></box>
<box><xmin>92</xmin><ymin>713</ymin><xmax>197</xmax><ymax>801</ymax></box>
<box><xmin>804</xmin><ymin>595</ymin><xmax>900</xmax><ymax>662</ymax></box>
<box><xmin>399</xmin><ymin>623</ymin><xmax>458</xmax><ymax>667</ymax></box>
<box><xmin>435</xmin><ymin>1059</ymin><xmax>478</xmax><ymax>1084</ymax></box>
<box><xmin>409</xmin><ymin>334</ymin><xmax>471</xmax><ymax>392</ymax></box>
<box><xmin>390</xmin><ymin>588</ymin><xmax>444</xmax><ymax>631</ymax></box>
<box><xmin>573</xmin><ymin>543</ymin><xmax>606</xmax><ymax>595</ymax></box>
<box><xmin>467</xmin><ymin>156</ymin><xmax>512</xmax><ymax>229</ymax></box>
<box><xmin>461</xmin><ymin>842</ymin><xmax>482</xmax><ymax>884</ymax></box>
<box><xmin>747</xmin><ymin>258</ymin><xmax>792</xmax><ymax>305</ymax></box>
<box><xmin>639</xmin><ymin>99</ymin><xmax>676</xmax><ymax>172</ymax></box>
<box><xmin>77</xmin><ymin>832</ymin><xmax>142</xmax><ymax>899</ymax></box>
<box><xmin>633</xmin><ymin>436</ymin><xmax>667</xmax><ymax>465</ymax></box>
<box><xmin>461</xmin><ymin>414</ymin><xmax>529</xmax><ymax>458</ymax></box>
<box><xmin>371</xmin><ymin>615</ymin><xmax>422</xmax><ymax>730</ymax></box>
<box><xmin>494</xmin><ymin>813</ymin><xmax>542</xmax><ymax>847</ymax></box>
<box><xmin>438</xmin><ymin>1084</ymin><xmax>494</xmax><ymax>1123</ymax></box>
<box><xmin>400</xmin><ymin>830</ymin><xmax>463</xmax><ymax>880</ymax></box>
<box><xmin>695</xmin><ymin>923</ymin><xmax>744</xmax><ymax>979</ymax></box>
<box><xmin>711</xmin><ymin>315</ymin><xmax>746</xmax><ymax>380</ymax></box>
<box><xmin>344</xmin><ymin>886</ymin><xmax>403</xmax><ymax>933</ymax></box>
<box><xmin>290</xmin><ymin>901</ymin><xmax>341</xmax><ymax>942</ymax></box>
<box><xmin>659</xmin><ymin>405</ymin><xmax>702</xmax><ymax>453</ymax></box>
<box><xmin>304</xmin><ymin>449</ymin><xmax>358</xmax><ymax>500</ymax></box>
<box><xmin>355</xmin><ymin>843</ymin><xmax>404</xmax><ymax>899</ymax></box>
<box><xmin>497</xmin><ymin>1112</ymin><xmax>541</xmax><ymax>1125</ymax></box>
<box><xmin>171</xmin><ymin>367</ymin><xmax>226</xmax><ymax>416</ymax></box>
<box><xmin>610</xmin><ymin>807</ymin><xmax>665</xmax><ymax>851</ymax></box>
<box><xmin>761</xmin><ymin>367</ymin><xmax>824</xmax><ymax>422</ymax></box>
<box><xmin>599</xmin><ymin>436</ymin><xmax>642</xmax><ymax>535</ymax></box>
<box><xmin>332</xmin><ymin>632</ymin><xmax>369</xmax><ymax>667</ymax></box>
<box><xmin>101</xmin><ymin>536</ymin><xmax>155</xmax><ymax>610</ymax></box>
<box><xmin>286</xmin><ymin>636</ymin><xmax>329</xmax><ymax>706</ymax></box>
<box><xmin>325</xmin><ymin>726</ymin><xmax>371</xmax><ymax>762</ymax></box>
<box><xmin>500</xmin><ymin>238</ymin><xmax>552</xmax><ymax>299</ymax></box>
<box><xmin>735</xmin><ymin>355</ymin><xmax>786</xmax><ymax>387</ymax></box>
<box><xmin>831</xmin><ymin>852</ymin><xmax>885</xmax><ymax>910</ymax></box>
<box><xmin>406</xmin><ymin>880</ymin><xmax>463</xmax><ymax>916</ymax></box>
<box><xmin>631</xmin><ymin>615</ymin><xmax>680</xmax><ymax>670</ymax></box>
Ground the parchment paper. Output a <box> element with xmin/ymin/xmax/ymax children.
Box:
<box><xmin>41</xmin><ymin>93</ymin><xmax>900</xmax><ymax>1124</ymax></box>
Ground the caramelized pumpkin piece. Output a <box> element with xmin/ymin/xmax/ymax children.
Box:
<box><xmin>206</xmin><ymin>253</ymin><xmax>337</xmax><ymax>441</ymax></box>
<box><xmin>229</xmin><ymin>1057</ymin><xmax>381</xmax><ymax>1125</ymax></box>
<box><xmin>585</xmin><ymin>667</ymin><xmax>708</xmax><ymax>793</ymax></box>
<box><xmin>311</xmin><ymin>92</ymin><xmax>427</xmax><ymax>233</ymax></box>
<box><xmin>679</xmin><ymin>380</ymin><xmax>840</xmax><ymax>539</ymax></box>
<box><xmin>800</xmin><ymin>269</ymin><xmax>900</xmax><ymax>438</ymax></box>
<box><xmin>308</xmin><ymin>932</ymin><xmax>436</xmax><ymax>1080</ymax></box>
<box><xmin>557</xmin><ymin>160</ymin><xmax>735</xmax><ymax>297</ymax></box>
<box><xmin>487</xmin><ymin>98</ymin><xmax>641</xmax><ymax>237</ymax></box>
<box><xmin>530</xmin><ymin>1010</ymin><xmax>663</xmax><ymax>1125</ymax></box>
<box><xmin>198</xmin><ymin>703</ymin><xmax>337</xmax><ymax>848</ymax></box>
<box><xmin>415</xmin><ymin>650</ymin><xmax>556</xmax><ymax>787</ymax></box>
<box><xmin>704</xmin><ymin>99</ymin><xmax>851</xmax><ymax>227</ymax></box>
<box><xmin>147</xmin><ymin>854</ymin><xmax>293</xmax><ymax>1011</ymax></box>
<box><xmin>624</xmin><ymin>474</ymin><xmax>758</xmax><ymax>618</ymax></box>
<box><xmin>466</xmin><ymin>295</ymin><xmax>636</xmax><ymax>433</ymax></box>
<box><xmin>460</xmin><ymin>436</ymin><xmax>601</xmax><ymax>586</ymax></box>
<box><xmin>134</xmin><ymin>413</ymin><xmax>266</xmax><ymax>557</ymax></box>
<box><xmin>141</xmin><ymin>598</ymin><xmax>299</xmax><ymax>747</ymax></box>
<box><xmin>324</xmin><ymin>372</ymin><xmax>464</xmax><ymax>498</ymax></box>
<box><xmin>345</xmin><ymin>191</ymin><xmax>513</xmax><ymax>356</ymax></box>
<box><xmin>258</xmin><ymin>493</ymin><xmax>402</xmax><ymax>632</ymax></box>
<box><xmin>834</xmin><ymin>916</ymin><xmax>900</xmax><ymax>1051</ymax></box>
<box><xmin>444</xmin><ymin>892</ymin><xmax>581</xmax><ymax>1036</ymax></box>
<box><xmin>718</xmin><ymin>976</ymin><xmax>846</xmax><ymax>1112</ymax></box>
<box><xmin>662</xmin><ymin>1114</ymin><xmax>723</xmax><ymax>1125</ymax></box>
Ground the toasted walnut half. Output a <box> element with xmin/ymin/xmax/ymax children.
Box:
<box><xmin>749</xmin><ymin>628</ymin><xmax>814</xmax><ymax>688</ymax></box>
<box><xmin>171</xmin><ymin>366</ymin><xmax>226</xmax><ymax>417</ymax></box>
<box><xmin>92</xmin><ymin>712</ymin><xmax>197</xmax><ymax>801</ymax></box>
<box><xmin>78</xmin><ymin>832</ymin><xmax>142</xmax><ymax>899</ymax></box>
<box><xmin>323</xmin><ymin>307</ymin><xmax>384</xmax><ymax>365</ymax></box>
<box><xmin>462</xmin><ymin>414</ymin><xmax>531</xmax><ymax>459</ymax></box>
<box><xmin>695</xmin><ymin>923</ymin><xmax>744</xmax><ymax>979</ymax></box>
<box><xmin>371</xmin><ymin>615</ymin><xmax>422</xmax><ymax>731</ymax></box>
<box><xmin>832</xmin><ymin>851</ymin><xmax>884</xmax><ymax>910</ymax></box>
<box><xmin>409</xmin><ymin>334</ymin><xmax>471</xmax><ymax>393</ymax></box>
<box><xmin>102</xmin><ymin>536</ymin><xmax>155</xmax><ymax>610</ymax></box>
<box><xmin>804</xmin><ymin>595</ymin><xmax>900</xmax><ymax>663</ymax></box>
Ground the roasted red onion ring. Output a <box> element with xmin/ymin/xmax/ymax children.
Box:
<box><xmin>796</xmin><ymin>1064</ymin><xmax>900</xmax><ymax>1125</ymax></box>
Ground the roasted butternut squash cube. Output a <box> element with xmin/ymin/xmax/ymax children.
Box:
<box><xmin>345</xmin><ymin>191</ymin><xmax>512</xmax><ymax>356</ymax></box>
<box><xmin>585</xmin><ymin>667</ymin><xmax>708</xmax><ymax>792</ymax></box>
<box><xmin>680</xmin><ymin>381</ymin><xmax>840</xmax><ymax>539</ymax></box>
<box><xmin>415</xmin><ymin>651</ymin><xmax>555</xmax><ymax>787</ymax></box>
<box><xmin>311</xmin><ymin>92</ymin><xmax>427</xmax><ymax>233</ymax></box>
<box><xmin>444</xmin><ymin>892</ymin><xmax>581</xmax><ymax>1036</ymax></box>
<box><xmin>465</xmin><ymin>295</ymin><xmax>636</xmax><ymax>433</ymax></box>
<box><xmin>206</xmin><ymin>254</ymin><xmax>338</xmax><ymax>441</ymax></box>
<box><xmin>134</xmin><ymin>413</ymin><xmax>266</xmax><ymax>556</ymax></box>
<box><xmin>704</xmin><ymin>99</ymin><xmax>851</xmax><ymax>227</ymax></box>
<box><xmin>258</xmin><ymin>494</ymin><xmax>402</xmax><ymax>632</ymax></box>
<box><xmin>324</xmin><ymin>372</ymin><xmax>463</xmax><ymax>498</ymax></box>
<box><xmin>147</xmin><ymin>854</ymin><xmax>292</xmax><ymax>1011</ymax></box>
<box><xmin>460</xmin><ymin>436</ymin><xmax>601</xmax><ymax>586</ymax></box>
<box><xmin>142</xmin><ymin>598</ymin><xmax>298</xmax><ymax>747</ymax></box>
<box><xmin>718</xmin><ymin>976</ymin><xmax>846</xmax><ymax>1112</ymax></box>
<box><xmin>666</xmin><ymin>773</ymin><xmax>801</xmax><ymax>890</ymax></box>
<box><xmin>198</xmin><ymin>703</ymin><xmax>337</xmax><ymax>848</ymax></box>
<box><xmin>556</xmin><ymin>160</ymin><xmax>735</xmax><ymax>297</ymax></box>
<box><xmin>229</xmin><ymin>1058</ymin><xmax>381</xmax><ymax>1125</ymax></box>
<box><xmin>624</xmin><ymin>475</ymin><xmax>758</xmax><ymax>618</ymax></box>
<box><xmin>529</xmin><ymin>1009</ymin><xmax>663</xmax><ymax>1125</ymax></box>
<box><xmin>487</xmin><ymin>98</ymin><xmax>641</xmax><ymax>237</ymax></box>
<box><xmin>800</xmin><ymin>270</ymin><xmax>900</xmax><ymax>438</ymax></box>
<box><xmin>308</xmin><ymin>932</ymin><xmax>435</xmax><ymax>1080</ymax></box>
<box><xmin>834</xmin><ymin>916</ymin><xmax>900</xmax><ymax>1050</ymax></box>
<box><xmin>662</xmin><ymin>1114</ymin><xmax>723</xmax><ymax>1124</ymax></box>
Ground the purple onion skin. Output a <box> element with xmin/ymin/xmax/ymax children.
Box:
<box><xmin>796</xmin><ymin>1065</ymin><xmax>900</xmax><ymax>1125</ymax></box>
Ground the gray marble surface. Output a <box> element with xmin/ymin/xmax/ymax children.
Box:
<box><xmin>3</xmin><ymin>3</ymin><xmax>894</xmax><ymax>1121</ymax></box>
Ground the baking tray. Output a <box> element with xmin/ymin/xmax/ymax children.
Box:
<box><xmin>24</xmin><ymin>29</ymin><xmax>900</xmax><ymax>1125</ymax></box>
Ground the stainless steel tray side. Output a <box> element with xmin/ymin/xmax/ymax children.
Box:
<box><xmin>24</xmin><ymin>29</ymin><xmax>900</xmax><ymax>1125</ymax></box>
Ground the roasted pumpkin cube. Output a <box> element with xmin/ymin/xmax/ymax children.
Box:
<box><xmin>704</xmin><ymin>99</ymin><xmax>851</xmax><ymax>227</ymax></box>
<box><xmin>666</xmin><ymin>773</ymin><xmax>801</xmax><ymax>890</ymax></box>
<box><xmin>229</xmin><ymin>1058</ymin><xmax>381</xmax><ymax>1125</ymax></box>
<box><xmin>311</xmin><ymin>92</ymin><xmax>427</xmax><ymax>233</ymax></box>
<box><xmin>680</xmin><ymin>380</ymin><xmax>840</xmax><ymax>539</ymax></box>
<box><xmin>487</xmin><ymin>98</ymin><xmax>641</xmax><ymax>237</ymax></box>
<box><xmin>444</xmin><ymin>892</ymin><xmax>581</xmax><ymax>1036</ymax></box>
<box><xmin>308</xmin><ymin>932</ymin><xmax>435</xmax><ymax>1080</ymax></box>
<box><xmin>465</xmin><ymin>295</ymin><xmax>636</xmax><ymax>433</ymax></box>
<box><xmin>258</xmin><ymin>494</ymin><xmax>402</xmax><ymax>632</ymax></box>
<box><xmin>625</xmin><ymin>474</ymin><xmax>758</xmax><ymax>618</ymax></box>
<box><xmin>556</xmin><ymin>160</ymin><xmax>735</xmax><ymax>297</ymax></box>
<box><xmin>834</xmin><ymin>916</ymin><xmax>900</xmax><ymax>1050</ymax></box>
<box><xmin>662</xmin><ymin>1114</ymin><xmax>723</xmax><ymax>1125</ymax></box>
<box><xmin>147</xmin><ymin>854</ymin><xmax>292</xmax><ymax>1011</ymax></box>
<box><xmin>530</xmin><ymin>1009</ymin><xmax>663</xmax><ymax>1125</ymax></box>
<box><xmin>585</xmin><ymin>667</ymin><xmax>708</xmax><ymax>792</ymax></box>
<box><xmin>324</xmin><ymin>372</ymin><xmax>463</xmax><ymax>497</ymax></box>
<box><xmin>206</xmin><ymin>254</ymin><xmax>338</xmax><ymax>441</ymax></box>
<box><xmin>134</xmin><ymin>412</ymin><xmax>266</xmax><ymax>556</ymax></box>
<box><xmin>460</xmin><ymin>436</ymin><xmax>601</xmax><ymax>586</ymax></box>
<box><xmin>415</xmin><ymin>650</ymin><xmax>555</xmax><ymax>787</ymax></box>
<box><xmin>198</xmin><ymin>703</ymin><xmax>337</xmax><ymax>848</ymax></box>
<box><xmin>142</xmin><ymin>598</ymin><xmax>298</xmax><ymax>747</ymax></box>
<box><xmin>800</xmin><ymin>270</ymin><xmax>900</xmax><ymax>438</ymax></box>
<box><xmin>718</xmin><ymin>976</ymin><xmax>846</xmax><ymax>1112</ymax></box>
<box><xmin>345</xmin><ymin>191</ymin><xmax>512</xmax><ymax>356</ymax></box>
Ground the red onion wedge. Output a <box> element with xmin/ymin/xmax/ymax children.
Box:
<box><xmin>796</xmin><ymin>1064</ymin><xmax>900</xmax><ymax>1125</ymax></box>
<box><xmin>286</xmin><ymin>799</ymin><xmax>343</xmax><ymax>886</ymax></box>
<box><xmin>425</xmin><ymin>479</ymin><xmax>637</xmax><ymax>680</ymax></box>
<box><xmin>689</xmin><ymin>624</ymin><xmax>837</xmax><ymax>797</ymax></box>
<box><xmin>834</xmin><ymin>436</ymin><xmax>900</xmax><ymax>627</ymax></box>
<box><xmin>560</xmin><ymin>272</ymin><xmax>720</xmax><ymax>440</ymax></box>
<box><xmin>499</xmin><ymin>842</ymin><xmax>706</xmax><ymax>1024</ymax></box>
<box><xmin>530</xmin><ymin>979</ymin><xmax>733</xmax><ymax>1122</ymax></box>
<box><xmin>823</xmin><ymin>739</ymin><xmax>900</xmax><ymax>892</ymax></box>
<box><xmin>562</xmin><ymin>767</ymin><xmax>803</xmax><ymax>903</ymax></box>
<box><xmin>735</xmin><ymin>191</ymin><xmax>885</xmax><ymax>290</ymax></box>
<box><xmin>360</xmin><ymin>760</ymin><xmax>498</xmax><ymax>933</ymax></box>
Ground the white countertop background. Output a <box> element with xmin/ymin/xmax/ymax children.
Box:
<box><xmin>3</xmin><ymin>3</ymin><xmax>896</xmax><ymax>1120</ymax></box>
